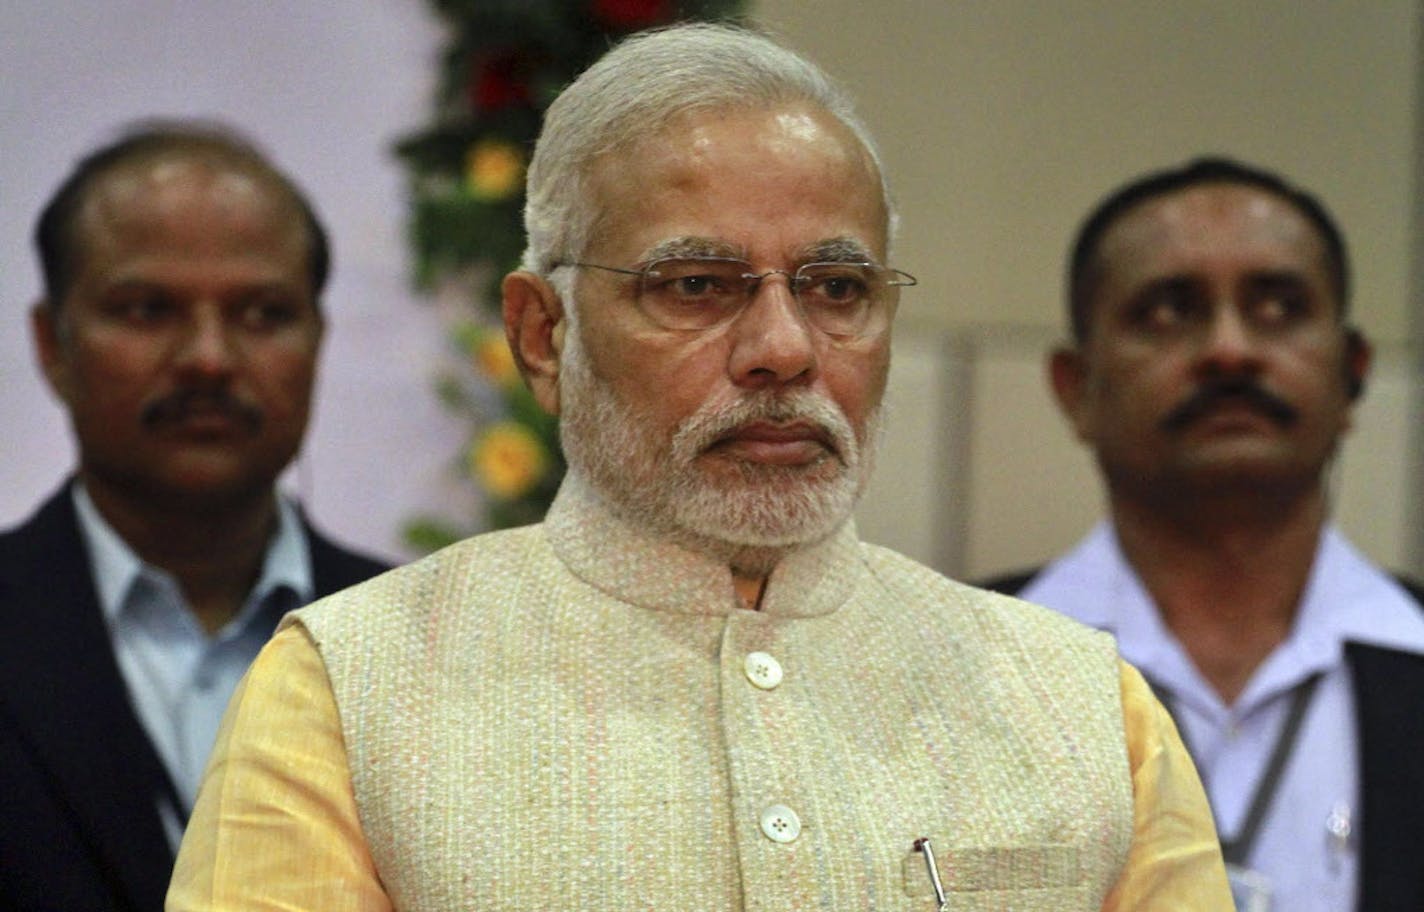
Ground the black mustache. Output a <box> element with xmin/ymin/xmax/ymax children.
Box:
<box><xmin>1161</xmin><ymin>379</ymin><xmax>1298</xmax><ymax>432</ymax></box>
<box><xmin>141</xmin><ymin>388</ymin><xmax>262</xmax><ymax>431</ymax></box>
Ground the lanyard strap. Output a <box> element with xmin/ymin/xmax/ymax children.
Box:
<box><xmin>1149</xmin><ymin>671</ymin><xmax>1323</xmax><ymax>866</ymax></box>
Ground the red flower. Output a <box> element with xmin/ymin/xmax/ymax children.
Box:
<box><xmin>469</xmin><ymin>49</ymin><xmax>534</xmax><ymax>112</ymax></box>
<box><xmin>590</xmin><ymin>0</ymin><xmax>673</xmax><ymax>30</ymax></box>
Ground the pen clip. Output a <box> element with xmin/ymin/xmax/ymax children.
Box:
<box><xmin>914</xmin><ymin>837</ymin><xmax>948</xmax><ymax>910</ymax></box>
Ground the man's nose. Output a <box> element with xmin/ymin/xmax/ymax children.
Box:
<box><xmin>727</xmin><ymin>274</ymin><xmax>818</xmax><ymax>389</ymax></box>
<box><xmin>173</xmin><ymin>306</ymin><xmax>238</xmax><ymax>375</ymax></box>
<box><xmin>1196</xmin><ymin>304</ymin><xmax>1262</xmax><ymax>375</ymax></box>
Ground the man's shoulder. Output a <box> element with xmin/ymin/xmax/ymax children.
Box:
<box><xmin>857</xmin><ymin>544</ymin><xmax>1125</xmax><ymax>734</ymax></box>
<box><xmin>970</xmin><ymin>525</ymin><xmax>1113</xmax><ymax>603</ymax></box>
<box><xmin>0</xmin><ymin>487</ymin><xmax>85</xmax><ymax>590</ymax></box>
<box><xmin>291</xmin><ymin>523</ymin><xmax>546</xmax><ymax>635</ymax></box>
<box><xmin>0</xmin><ymin>485</ymin><xmax>76</xmax><ymax>543</ymax></box>
<box><xmin>859</xmin><ymin>543</ymin><xmax>1113</xmax><ymax>650</ymax></box>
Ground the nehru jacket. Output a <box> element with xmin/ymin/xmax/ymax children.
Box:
<box><xmin>170</xmin><ymin>475</ymin><xmax>1230</xmax><ymax>911</ymax></box>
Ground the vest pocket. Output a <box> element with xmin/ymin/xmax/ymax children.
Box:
<box><xmin>901</xmin><ymin>842</ymin><xmax>1080</xmax><ymax>894</ymax></box>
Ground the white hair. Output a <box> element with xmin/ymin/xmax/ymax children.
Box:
<box><xmin>519</xmin><ymin>22</ymin><xmax>897</xmax><ymax>277</ymax></box>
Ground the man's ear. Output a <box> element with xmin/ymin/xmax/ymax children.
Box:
<box><xmin>1048</xmin><ymin>345</ymin><xmax>1094</xmax><ymax>443</ymax></box>
<box><xmin>30</xmin><ymin>301</ymin><xmax>75</xmax><ymax>405</ymax></box>
<box><xmin>502</xmin><ymin>270</ymin><xmax>566</xmax><ymax>416</ymax></box>
<box><xmin>1344</xmin><ymin>326</ymin><xmax>1371</xmax><ymax>403</ymax></box>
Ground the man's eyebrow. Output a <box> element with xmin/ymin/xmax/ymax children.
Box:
<box><xmin>637</xmin><ymin>236</ymin><xmax>876</xmax><ymax>265</ymax></box>
<box><xmin>1117</xmin><ymin>275</ymin><xmax>1200</xmax><ymax>312</ymax></box>
<box><xmin>1244</xmin><ymin>269</ymin><xmax>1312</xmax><ymax>289</ymax></box>
<box><xmin>799</xmin><ymin>237</ymin><xmax>875</xmax><ymax>263</ymax></box>
<box><xmin>640</xmin><ymin>236</ymin><xmax>745</xmax><ymax>262</ymax></box>
<box><xmin>1134</xmin><ymin>274</ymin><xmax>1198</xmax><ymax>295</ymax></box>
<box><xmin>102</xmin><ymin>276</ymin><xmax>302</xmax><ymax>295</ymax></box>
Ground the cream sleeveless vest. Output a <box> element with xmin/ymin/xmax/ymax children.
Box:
<box><xmin>292</xmin><ymin>480</ymin><xmax>1134</xmax><ymax>910</ymax></box>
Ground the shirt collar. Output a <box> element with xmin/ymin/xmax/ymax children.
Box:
<box><xmin>1022</xmin><ymin>522</ymin><xmax>1139</xmax><ymax>631</ymax></box>
<box><xmin>1298</xmin><ymin>526</ymin><xmax>1424</xmax><ymax>656</ymax></box>
<box><xmin>1028</xmin><ymin>522</ymin><xmax>1198</xmax><ymax>683</ymax></box>
<box><xmin>1025</xmin><ymin>519</ymin><xmax>1424</xmax><ymax>706</ymax></box>
<box><xmin>72</xmin><ymin>483</ymin><xmax>314</xmax><ymax>630</ymax></box>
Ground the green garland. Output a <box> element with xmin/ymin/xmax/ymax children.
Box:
<box><xmin>396</xmin><ymin>0</ymin><xmax>746</xmax><ymax>551</ymax></box>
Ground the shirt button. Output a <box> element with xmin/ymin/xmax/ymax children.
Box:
<box><xmin>760</xmin><ymin>804</ymin><xmax>801</xmax><ymax>843</ymax></box>
<box><xmin>744</xmin><ymin>651</ymin><xmax>783</xmax><ymax>690</ymax></box>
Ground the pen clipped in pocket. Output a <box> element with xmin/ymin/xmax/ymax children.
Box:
<box><xmin>901</xmin><ymin>841</ymin><xmax>1081</xmax><ymax>896</ymax></box>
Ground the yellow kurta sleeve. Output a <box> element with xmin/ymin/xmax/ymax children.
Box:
<box><xmin>1102</xmin><ymin>660</ymin><xmax>1234</xmax><ymax>911</ymax></box>
<box><xmin>166</xmin><ymin>624</ymin><xmax>391</xmax><ymax>911</ymax></box>
<box><xmin>170</xmin><ymin>626</ymin><xmax>1233</xmax><ymax>909</ymax></box>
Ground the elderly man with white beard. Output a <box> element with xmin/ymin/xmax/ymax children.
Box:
<box><xmin>168</xmin><ymin>23</ymin><xmax>1230</xmax><ymax>912</ymax></box>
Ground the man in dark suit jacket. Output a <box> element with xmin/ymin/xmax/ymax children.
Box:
<box><xmin>984</xmin><ymin>157</ymin><xmax>1424</xmax><ymax>912</ymax></box>
<box><xmin>0</xmin><ymin>121</ymin><xmax>388</xmax><ymax>911</ymax></box>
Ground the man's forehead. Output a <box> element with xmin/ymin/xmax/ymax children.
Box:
<box><xmin>78</xmin><ymin>157</ymin><xmax>307</xmax><ymax>256</ymax></box>
<box><xmin>1097</xmin><ymin>183</ymin><xmax>1328</xmax><ymax>279</ymax></box>
<box><xmin>585</xmin><ymin>103</ymin><xmax>887</xmax><ymax>243</ymax></box>
<box><xmin>89</xmin><ymin>157</ymin><xmax>289</xmax><ymax>221</ymax></box>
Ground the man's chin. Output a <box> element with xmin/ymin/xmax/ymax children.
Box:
<box><xmin>671</xmin><ymin>473</ymin><xmax>857</xmax><ymax>548</ymax></box>
<box><xmin>694</xmin><ymin>450</ymin><xmax>844</xmax><ymax>486</ymax></box>
<box><xmin>90</xmin><ymin>454</ymin><xmax>285</xmax><ymax>511</ymax></box>
<box><xmin>1113</xmin><ymin>446</ymin><xmax>1325</xmax><ymax>503</ymax></box>
<box><xmin>673</xmin><ymin>515</ymin><xmax>849</xmax><ymax>562</ymax></box>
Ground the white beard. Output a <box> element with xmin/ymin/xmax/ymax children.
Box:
<box><xmin>557</xmin><ymin>327</ymin><xmax>880</xmax><ymax>569</ymax></box>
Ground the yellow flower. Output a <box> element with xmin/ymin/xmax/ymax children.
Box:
<box><xmin>464</xmin><ymin>139</ymin><xmax>525</xmax><ymax>201</ymax></box>
<box><xmin>472</xmin><ymin>330</ymin><xmax>519</xmax><ymax>387</ymax></box>
<box><xmin>469</xmin><ymin>421</ymin><xmax>549</xmax><ymax>500</ymax></box>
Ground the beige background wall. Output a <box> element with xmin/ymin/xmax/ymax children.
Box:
<box><xmin>754</xmin><ymin>1</ymin><xmax>1424</xmax><ymax>578</ymax></box>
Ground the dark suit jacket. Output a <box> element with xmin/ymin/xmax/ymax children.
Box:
<box><xmin>980</xmin><ymin>567</ymin><xmax>1424</xmax><ymax>912</ymax></box>
<box><xmin>0</xmin><ymin>485</ymin><xmax>390</xmax><ymax>912</ymax></box>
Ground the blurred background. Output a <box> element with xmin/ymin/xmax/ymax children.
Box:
<box><xmin>2</xmin><ymin>0</ymin><xmax>1419</xmax><ymax>579</ymax></box>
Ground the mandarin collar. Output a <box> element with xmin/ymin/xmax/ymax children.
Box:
<box><xmin>544</xmin><ymin>472</ymin><xmax>864</xmax><ymax>618</ymax></box>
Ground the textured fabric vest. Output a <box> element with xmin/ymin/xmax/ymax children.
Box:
<box><xmin>292</xmin><ymin>479</ymin><xmax>1134</xmax><ymax>910</ymax></box>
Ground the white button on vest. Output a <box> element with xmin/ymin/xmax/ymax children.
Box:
<box><xmin>759</xmin><ymin>804</ymin><xmax>801</xmax><ymax>843</ymax></box>
<box><xmin>744</xmin><ymin>651</ymin><xmax>783</xmax><ymax>690</ymax></box>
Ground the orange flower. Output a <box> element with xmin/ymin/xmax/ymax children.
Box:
<box><xmin>469</xmin><ymin>421</ymin><xmax>549</xmax><ymax>499</ymax></box>
<box><xmin>465</xmin><ymin>139</ymin><xmax>525</xmax><ymax>201</ymax></box>
<box><xmin>472</xmin><ymin>330</ymin><xmax>519</xmax><ymax>387</ymax></box>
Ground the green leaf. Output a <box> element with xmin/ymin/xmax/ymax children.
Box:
<box><xmin>402</xmin><ymin>517</ymin><xmax>468</xmax><ymax>553</ymax></box>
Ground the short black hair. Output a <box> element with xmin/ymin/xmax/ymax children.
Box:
<box><xmin>34</xmin><ymin>119</ymin><xmax>331</xmax><ymax>309</ymax></box>
<box><xmin>1067</xmin><ymin>156</ymin><xmax>1349</xmax><ymax>342</ymax></box>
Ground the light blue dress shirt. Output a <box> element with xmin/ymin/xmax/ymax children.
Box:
<box><xmin>1022</xmin><ymin>522</ymin><xmax>1424</xmax><ymax>912</ymax></box>
<box><xmin>72</xmin><ymin>485</ymin><xmax>312</xmax><ymax>849</ymax></box>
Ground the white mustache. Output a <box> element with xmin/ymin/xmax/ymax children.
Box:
<box><xmin>669</xmin><ymin>390</ymin><xmax>856</xmax><ymax>465</ymax></box>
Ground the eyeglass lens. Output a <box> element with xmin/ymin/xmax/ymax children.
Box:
<box><xmin>637</xmin><ymin>257</ymin><xmax>899</xmax><ymax>336</ymax></box>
